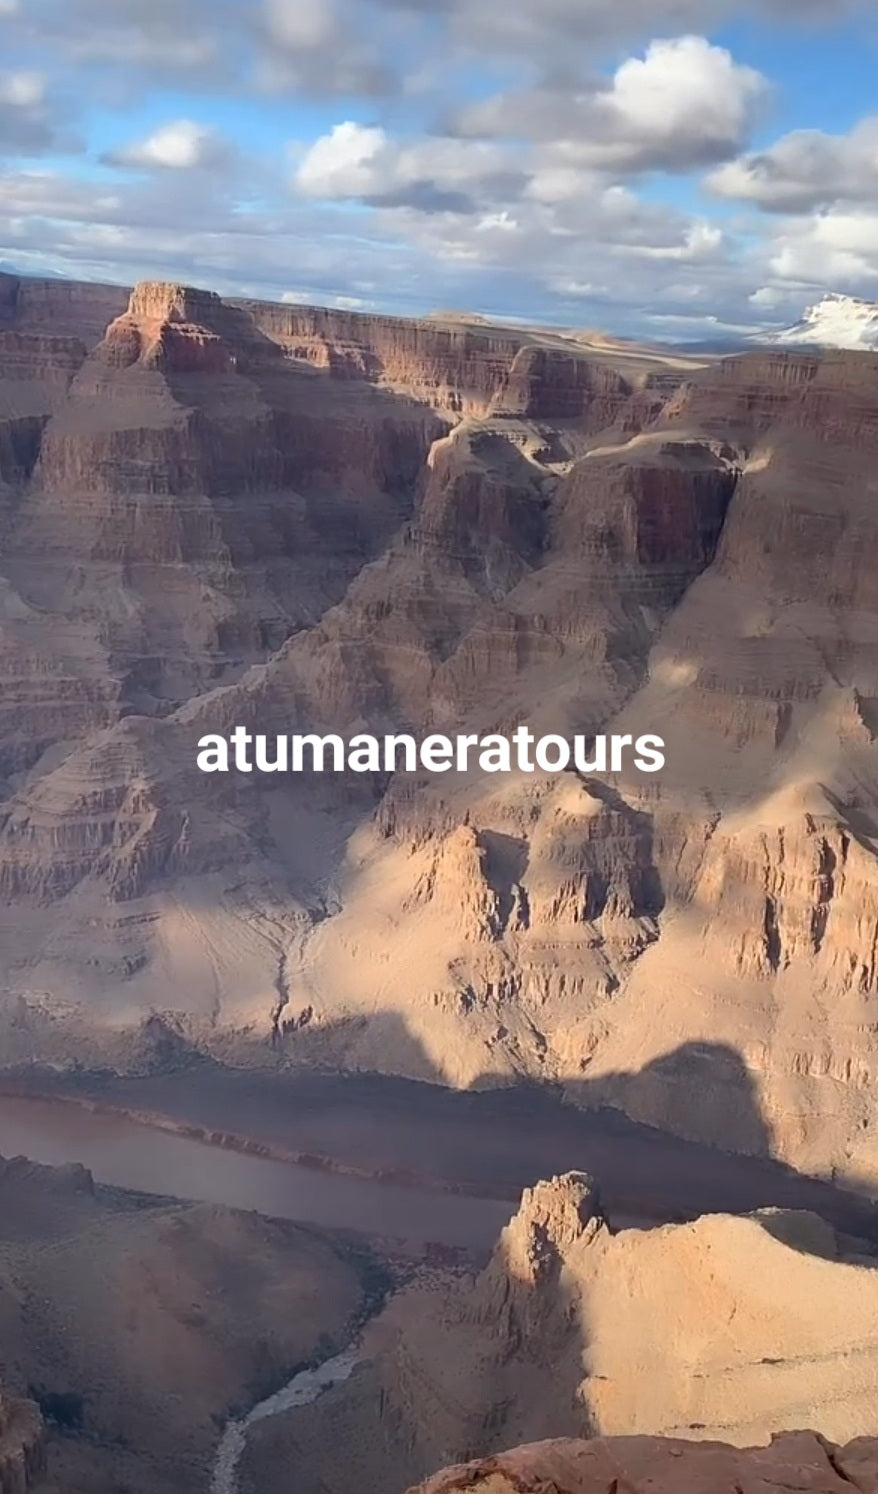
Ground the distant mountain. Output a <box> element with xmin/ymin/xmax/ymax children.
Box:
<box><xmin>764</xmin><ymin>292</ymin><xmax>878</xmax><ymax>351</ymax></box>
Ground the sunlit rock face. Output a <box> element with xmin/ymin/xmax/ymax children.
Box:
<box><xmin>245</xmin><ymin>1172</ymin><xmax>878</xmax><ymax>1494</ymax></box>
<box><xmin>0</xmin><ymin>277</ymin><xmax>878</xmax><ymax>1196</ymax></box>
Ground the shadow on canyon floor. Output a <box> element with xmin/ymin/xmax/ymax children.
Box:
<box><xmin>39</xmin><ymin>1010</ymin><xmax>878</xmax><ymax>1262</ymax></box>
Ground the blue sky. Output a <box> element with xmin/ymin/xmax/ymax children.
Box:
<box><xmin>2</xmin><ymin>0</ymin><xmax>878</xmax><ymax>337</ymax></box>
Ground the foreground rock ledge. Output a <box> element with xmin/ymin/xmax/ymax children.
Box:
<box><xmin>407</xmin><ymin>1432</ymin><xmax>878</xmax><ymax>1494</ymax></box>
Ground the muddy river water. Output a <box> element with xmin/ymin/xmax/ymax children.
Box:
<box><xmin>0</xmin><ymin>1092</ymin><xmax>512</xmax><ymax>1249</ymax></box>
<box><xmin>1</xmin><ymin>1069</ymin><xmax>877</xmax><ymax>1251</ymax></box>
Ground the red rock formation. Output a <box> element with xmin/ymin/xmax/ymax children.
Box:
<box><xmin>0</xmin><ymin>270</ymin><xmax>127</xmax><ymax>344</ymax></box>
<box><xmin>490</xmin><ymin>346</ymin><xmax>632</xmax><ymax>426</ymax></box>
<box><xmin>235</xmin><ymin>298</ymin><xmax>529</xmax><ymax>414</ymax></box>
<box><xmin>407</xmin><ymin>1432</ymin><xmax>878</xmax><ymax>1494</ymax></box>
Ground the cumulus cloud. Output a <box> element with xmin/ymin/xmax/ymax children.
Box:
<box><xmin>0</xmin><ymin>0</ymin><xmax>853</xmax><ymax>105</ymax></box>
<box><xmin>295</xmin><ymin>122</ymin><xmax>525</xmax><ymax>211</ymax></box>
<box><xmin>0</xmin><ymin>0</ymin><xmax>875</xmax><ymax>337</ymax></box>
<box><xmin>295</xmin><ymin>122</ymin><xmax>390</xmax><ymax>197</ymax></box>
<box><xmin>105</xmin><ymin>120</ymin><xmax>231</xmax><ymax>171</ymax></box>
<box><xmin>769</xmin><ymin>211</ymin><xmax>878</xmax><ymax>286</ymax></box>
<box><xmin>590</xmin><ymin>36</ymin><xmax>766</xmax><ymax>168</ymax></box>
<box><xmin>255</xmin><ymin>0</ymin><xmax>395</xmax><ymax>96</ymax></box>
<box><xmin>709</xmin><ymin>117</ymin><xmax>878</xmax><ymax>212</ymax></box>
<box><xmin>0</xmin><ymin>68</ymin><xmax>74</xmax><ymax>154</ymax></box>
<box><xmin>294</xmin><ymin>37</ymin><xmax>764</xmax><ymax>225</ymax></box>
<box><xmin>459</xmin><ymin>38</ymin><xmax>766</xmax><ymax>173</ymax></box>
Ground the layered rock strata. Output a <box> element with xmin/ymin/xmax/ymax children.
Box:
<box><xmin>0</xmin><ymin>277</ymin><xmax>877</xmax><ymax>1195</ymax></box>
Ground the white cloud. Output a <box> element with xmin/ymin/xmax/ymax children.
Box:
<box><xmin>0</xmin><ymin>70</ymin><xmax>45</xmax><ymax>107</ymax></box>
<box><xmin>750</xmin><ymin>286</ymin><xmax>787</xmax><ymax>308</ymax></box>
<box><xmin>627</xmin><ymin>221</ymin><xmax>726</xmax><ymax>261</ymax></box>
<box><xmin>254</xmin><ymin>0</ymin><xmax>394</xmax><ymax>96</ymax></box>
<box><xmin>263</xmin><ymin>0</ymin><xmax>337</xmax><ymax>49</ymax></box>
<box><xmin>458</xmin><ymin>37</ymin><xmax>766</xmax><ymax>174</ymax></box>
<box><xmin>296</xmin><ymin>122</ymin><xmax>390</xmax><ymax>196</ymax></box>
<box><xmin>106</xmin><ymin>120</ymin><xmax>229</xmax><ymax>171</ymax></box>
<box><xmin>769</xmin><ymin>210</ymin><xmax>878</xmax><ymax>286</ymax></box>
<box><xmin>0</xmin><ymin>0</ymin><xmax>874</xmax><ymax>339</ymax></box>
<box><xmin>0</xmin><ymin>68</ymin><xmax>71</xmax><ymax>154</ymax></box>
<box><xmin>295</xmin><ymin>122</ymin><xmax>525</xmax><ymax>211</ymax></box>
<box><xmin>595</xmin><ymin>36</ymin><xmax>766</xmax><ymax>168</ymax></box>
<box><xmin>709</xmin><ymin>117</ymin><xmax>878</xmax><ymax>212</ymax></box>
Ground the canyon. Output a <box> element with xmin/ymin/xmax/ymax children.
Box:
<box><xmin>1</xmin><ymin>269</ymin><xmax>877</xmax><ymax>1193</ymax></box>
<box><xmin>3</xmin><ymin>1153</ymin><xmax>877</xmax><ymax>1494</ymax></box>
<box><xmin>3</xmin><ymin>267</ymin><xmax>878</xmax><ymax>1492</ymax></box>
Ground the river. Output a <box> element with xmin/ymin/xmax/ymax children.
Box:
<box><xmin>2</xmin><ymin>1069</ymin><xmax>877</xmax><ymax>1250</ymax></box>
<box><xmin>4</xmin><ymin>1075</ymin><xmax>878</xmax><ymax>1494</ymax></box>
<box><xmin>0</xmin><ymin>1093</ymin><xmax>512</xmax><ymax>1249</ymax></box>
<box><xmin>209</xmin><ymin>1348</ymin><xmax>359</xmax><ymax>1494</ymax></box>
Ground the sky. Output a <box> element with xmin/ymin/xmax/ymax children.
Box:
<box><xmin>2</xmin><ymin>0</ymin><xmax>878</xmax><ymax>339</ymax></box>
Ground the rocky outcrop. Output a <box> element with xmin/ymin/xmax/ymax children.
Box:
<box><xmin>245</xmin><ymin>1172</ymin><xmax>878</xmax><ymax>1494</ymax></box>
<box><xmin>390</xmin><ymin>1172</ymin><xmax>878</xmax><ymax>1455</ymax></box>
<box><xmin>0</xmin><ymin>279</ymin><xmax>444</xmax><ymax>736</ymax></box>
<box><xmin>489</xmin><ymin>347</ymin><xmax>632</xmax><ymax>426</ymax></box>
<box><xmin>0</xmin><ymin>1391</ymin><xmax>44</xmax><ymax>1494</ymax></box>
<box><xmin>406</xmin><ymin>1431</ymin><xmax>878</xmax><ymax>1494</ymax></box>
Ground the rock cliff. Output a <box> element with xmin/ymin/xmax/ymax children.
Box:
<box><xmin>242</xmin><ymin>1171</ymin><xmax>878</xmax><ymax>1494</ymax></box>
<box><xmin>2</xmin><ymin>274</ymin><xmax>878</xmax><ymax>1195</ymax></box>
<box><xmin>406</xmin><ymin>1431</ymin><xmax>878</xmax><ymax>1494</ymax></box>
<box><xmin>389</xmin><ymin>1172</ymin><xmax>878</xmax><ymax>1455</ymax></box>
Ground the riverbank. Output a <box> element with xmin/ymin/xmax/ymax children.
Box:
<box><xmin>2</xmin><ymin>1065</ymin><xmax>878</xmax><ymax>1245</ymax></box>
<box><xmin>0</xmin><ymin>1091</ymin><xmax>514</xmax><ymax>1249</ymax></box>
<box><xmin>0</xmin><ymin>1082</ymin><xmax>521</xmax><ymax>1202</ymax></box>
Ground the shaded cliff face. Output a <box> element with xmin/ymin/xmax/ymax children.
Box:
<box><xmin>1</xmin><ymin>274</ymin><xmax>878</xmax><ymax>1197</ymax></box>
<box><xmin>0</xmin><ymin>271</ymin><xmax>128</xmax><ymax>343</ymax></box>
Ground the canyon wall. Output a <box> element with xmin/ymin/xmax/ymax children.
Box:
<box><xmin>0</xmin><ymin>276</ymin><xmax>877</xmax><ymax>1193</ymax></box>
